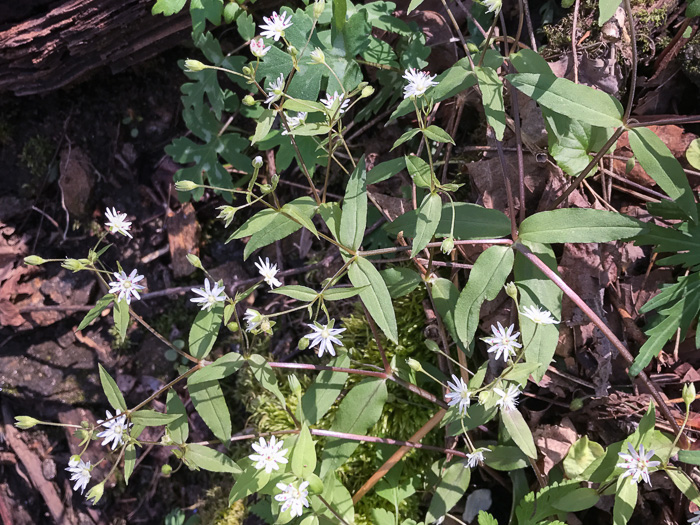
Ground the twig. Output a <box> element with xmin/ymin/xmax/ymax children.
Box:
<box><xmin>571</xmin><ymin>0</ymin><xmax>581</xmax><ymax>84</ymax></box>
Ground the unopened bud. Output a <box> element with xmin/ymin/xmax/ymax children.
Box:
<box><xmin>86</xmin><ymin>482</ymin><xmax>105</xmax><ymax>505</ymax></box>
<box><xmin>298</xmin><ymin>337</ymin><xmax>310</xmax><ymax>350</ymax></box>
<box><xmin>242</xmin><ymin>65</ymin><xmax>254</xmax><ymax>77</ymax></box>
<box><xmin>287</xmin><ymin>45</ymin><xmax>298</xmax><ymax>58</ymax></box>
<box><xmin>683</xmin><ymin>382</ymin><xmax>696</xmax><ymax>408</ymax></box>
<box><xmin>252</xmin><ymin>156</ymin><xmax>264</xmax><ymax>168</ymax></box>
<box><xmin>270</xmin><ymin>173</ymin><xmax>280</xmax><ymax>191</ymax></box>
<box><xmin>288</xmin><ymin>374</ymin><xmax>302</xmax><ymax>397</ymax></box>
<box><xmin>441</xmin><ymin>237</ymin><xmax>454</xmax><ymax>255</ymax></box>
<box><xmin>62</xmin><ymin>258</ymin><xmax>85</xmax><ymax>272</ymax></box>
<box><xmin>569</xmin><ymin>397</ymin><xmax>584</xmax><ymax>411</ymax></box>
<box><xmin>407</xmin><ymin>358</ymin><xmax>423</xmax><ymax>372</ymax></box>
<box><xmin>467</xmin><ymin>42</ymin><xmax>479</xmax><ymax>54</ymax></box>
<box><xmin>242</xmin><ymin>95</ymin><xmax>256</xmax><ymax>106</ymax></box>
<box><xmin>184</xmin><ymin>59</ymin><xmax>206</xmax><ymax>72</ymax></box>
<box><xmin>14</xmin><ymin>416</ymin><xmax>41</xmax><ymax>429</ymax></box>
<box><xmin>24</xmin><ymin>255</ymin><xmax>46</xmax><ymax>266</ymax></box>
<box><xmin>259</xmin><ymin>183</ymin><xmax>273</xmax><ymax>194</ymax></box>
<box><xmin>186</xmin><ymin>253</ymin><xmax>203</xmax><ymax>270</ymax></box>
<box><xmin>226</xmin><ymin>321</ymin><xmax>239</xmax><ymax>332</ymax></box>
<box><xmin>161</xmin><ymin>463</ymin><xmax>173</xmax><ymax>476</ymax></box>
<box><xmin>310</xmin><ymin>48</ymin><xmax>325</xmax><ymax>64</ymax></box>
<box><xmin>504</xmin><ymin>281</ymin><xmax>518</xmax><ymax>301</ymax></box>
<box><xmin>175</xmin><ymin>180</ymin><xmax>198</xmax><ymax>191</ymax></box>
<box><xmin>361</xmin><ymin>85</ymin><xmax>375</xmax><ymax>98</ymax></box>
<box><xmin>313</xmin><ymin>0</ymin><xmax>325</xmax><ymax>19</ymax></box>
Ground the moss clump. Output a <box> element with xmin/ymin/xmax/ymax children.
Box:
<box><xmin>681</xmin><ymin>32</ymin><xmax>700</xmax><ymax>87</ymax></box>
<box><xmin>19</xmin><ymin>135</ymin><xmax>54</xmax><ymax>178</ymax></box>
<box><xmin>197</xmin><ymin>483</ymin><xmax>248</xmax><ymax>524</ymax></box>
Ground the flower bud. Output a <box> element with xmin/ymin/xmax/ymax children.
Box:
<box><xmin>175</xmin><ymin>180</ymin><xmax>198</xmax><ymax>191</ymax></box>
<box><xmin>184</xmin><ymin>59</ymin><xmax>206</xmax><ymax>72</ymax></box>
<box><xmin>313</xmin><ymin>0</ymin><xmax>325</xmax><ymax>19</ymax></box>
<box><xmin>61</xmin><ymin>258</ymin><xmax>85</xmax><ymax>272</ymax></box>
<box><xmin>467</xmin><ymin>42</ymin><xmax>479</xmax><ymax>54</ymax></box>
<box><xmin>310</xmin><ymin>48</ymin><xmax>325</xmax><ymax>64</ymax></box>
<box><xmin>407</xmin><ymin>358</ymin><xmax>423</xmax><ymax>372</ymax></box>
<box><xmin>683</xmin><ymin>382</ymin><xmax>696</xmax><ymax>408</ymax></box>
<box><xmin>361</xmin><ymin>85</ymin><xmax>375</xmax><ymax>98</ymax></box>
<box><xmin>441</xmin><ymin>237</ymin><xmax>454</xmax><ymax>255</ymax></box>
<box><xmin>259</xmin><ymin>183</ymin><xmax>273</xmax><ymax>194</ymax></box>
<box><xmin>24</xmin><ymin>255</ymin><xmax>46</xmax><ymax>266</ymax></box>
<box><xmin>270</xmin><ymin>173</ymin><xmax>280</xmax><ymax>191</ymax></box>
<box><xmin>86</xmin><ymin>481</ymin><xmax>105</xmax><ymax>505</ymax></box>
<box><xmin>14</xmin><ymin>415</ymin><xmax>41</xmax><ymax>429</ymax></box>
<box><xmin>288</xmin><ymin>374</ymin><xmax>302</xmax><ymax>397</ymax></box>
<box><xmin>161</xmin><ymin>463</ymin><xmax>173</xmax><ymax>476</ymax></box>
<box><xmin>504</xmin><ymin>281</ymin><xmax>518</xmax><ymax>301</ymax></box>
<box><xmin>242</xmin><ymin>95</ymin><xmax>256</xmax><ymax>106</ymax></box>
<box><xmin>242</xmin><ymin>65</ymin><xmax>254</xmax><ymax>77</ymax></box>
<box><xmin>569</xmin><ymin>397</ymin><xmax>584</xmax><ymax>411</ymax></box>
<box><xmin>252</xmin><ymin>156</ymin><xmax>264</xmax><ymax>168</ymax></box>
<box><xmin>298</xmin><ymin>336</ymin><xmax>310</xmax><ymax>350</ymax></box>
<box><xmin>186</xmin><ymin>253</ymin><xmax>203</xmax><ymax>270</ymax></box>
<box><xmin>260</xmin><ymin>317</ymin><xmax>274</xmax><ymax>335</ymax></box>
<box><xmin>287</xmin><ymin>45</ymin><xmax>298</xmax><ymax>58</ymax></box>
<box><xmin>227</xmin><ymin>321</ymin><xmax>240</xmax><ymax>333</ymax></box>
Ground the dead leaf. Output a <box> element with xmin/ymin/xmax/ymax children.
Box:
<box><xmin>534</xmin><ymin>417</ymin><xmax>578</xmax><ymax>476</ymax></box>
<box><xmin>166</xmin><ymin>202</ymin><xmax>200</xmax><ymax>278</ymax></box>
<box><xmin>59</xmin><ymin>146</ymin><xmax>94</xmax><ymax>217</ymax></box>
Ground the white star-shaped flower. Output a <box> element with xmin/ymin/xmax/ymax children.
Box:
<box><xmin>244</xmin><ymin>309</ymin><xmax>262</xmax><ymax>332</ymax></box>
<box><xmin>259</xmin><ymin>11</ymin><xmax>293</xmax><ymax>41</ymax></box>
<box><xmin>465</xmin><ymin>449</ymin><xmax>486</xmax><ymax>469</ymax></box>
<box><xmin>249</xmin><ymin>436</ymin><xmax>289</xmax><ymax>473</ymax></box>
<box><xmin>65</xmin><ymin>457</ymin><xmax>92</xmax><ymax>494</ymax></box>
<box><xmin>617</xmin><ymin>443</ymin><xmax>660</xmax><ymax>485</ymax></box>
<box><xmin>482</xmin><ymin>322</ymin><xmax>522</xmax><ymax>362</ymax></box>
<box><xmin>96</xmin><ymin>409</ymin><xmax>132</xmax><ymax>450</ymax></box>
<box><xmin>320</xmin><ymin>91</ymin><xmax>350</xmax><ymax>115</ymax></box>
<box><xmin>494</xmin><ymin>384</ymin><xmax>520</xmax><ymax>412</ymax></box>
<box><xmin>255</xmin><ymin>256</ymin><xmax>282</xmax><ymax>288</ymax></box>
<box><xmin>309</xmin><ymin>48</ymin><xmax>325</xmax><ymax>64</ymax></box>
<box><xmin>108</xmin><ymin>269</ymin><xmax>145</xmax><ymax>305</ymax></box>
<box><xmin>274</xmin><ymin>481</ymin><xmax>310</xmax><ymax>517</ymax></box>
<box><xmin>250</xmin><ymin>38</ymin><xmax>271</xmax><ymax>58</ymax></box>
<box><xmin>265</xmin><ymin>73</ymin><xmax>285</xmax><ymax>107</ymax></box>
<box><xmin>482</xmin><ymin>0</ymin><xmax>502</xmax><ymax>13</ymax></box>
<box><xmin>190</xmin><ymin>279</ymin><xmax>226</xmax><ymax>311</ymax></box>
<box><xmin>402</xmin><ymin>68</ymin><xmax>438</xmax><ymax>99</ymax></box>
<box><xmin>304</xmin><ymin>321</ymin><xmax>346</xmax><ymax>357</ymax></box>
<box><xmin>282</xmin><ymin>112</ymin><xmax>307</xmax><ymax>135</ymax></box>
<box><xmin>104</xmin><ymin>207</ymin><xmax>133</xmax><ymax>238</ymax></box>
<box><xmin>445</xmin><ymin>374</ymin><xmax>471</xmax><ymax>416</ymax></box>
<box><xmin>689</xmin><ymin>510</ymin><xmax>700</xmax><ymax>524</ymax></box>
<box><xmin>520</xmin><ymin>305</ymin><xmax>559</xmax><ymax>325</ymax></box>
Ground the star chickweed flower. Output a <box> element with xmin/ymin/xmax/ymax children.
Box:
<box><xmin>104</xmin><ymin>207</ymin><xmax>133</xmax><ymax>238</ymax></box>
<box><xmin>274</xmin><ymin>481</ymin><xmax>310</xmax><ymax>518</ymax></box>
<box><xmin>520</xmin><ymin>305</ymin><xmax>559</xmax><ymax>325</ymax></box>
<box><xmin>689</xmin><ymin>510</ymin><xmax>700</xmax><ymax>524</ymax></box>
<box><xmin>482</xmin><ymin>322</ymin><xmax>522</xmax><ymax>362</ymax></box>
<box><xmin>402</xmin><ymin>68</ymin><xmax>438</xmax><ymax>99</ymax></box>
<box><xmin>494</xmin><ymin>384</ymin><xmax>520</xmax><ymax>412</ymax></box>
<box><xmin>250</xmin><ymin>38</ymin><xmax>271</xmax><ymax>58</ymax></box>
<box><xmin>320</xmin><ymin>91</ymin><xmax>350</xmax><ymax>115</ymax></box>
<box><xmin>108</xmin><ymin>269</ymin><xmax>145</xmax><ymax>305</ymax></box>
<box><xmin>445</xmin><ymin>374</ymin><xmax>471</xmax><ymax>416</ymax></box>
<box><xmin>309</xmin><ymin>48</ymin><xmax>325</xmax><ymax>64</ymax></box>
<box><xmin>260</xmin><ymin>11</ymin><xmax>293</xmax><ymax>41</ymax></box>
<box><xmin>190</xmin><ymin>278</ymin><xmax>227</xmax><ymax>311</ymax></box>
<box><xmin>465</xmin><ymin>449</ymin><xmax>486</xmax><ymax>469</ymax></box>
<box><xmin>255</xmin><ymin>256</ymin><xmax>282</xmax><ymax>288</ymax></box>
<box><xmin>265</xmin><ymin>73</ymin><xmax>285</xmax><ymax>107</ymax></box>
<box><xmin>249</xmin><ymin>436</ymin><xmax>289</xmax><ymax>473</ymax></box>
<box><xmin>282</xmin><ymin>112</ymin><xmax>307</xmax><ymax>135</ymax></box>
<box><xmin>65</xmin><ymin>456</ymin><xmax>92</xmax><ymax>494</ymax></box>
<box><xmin>244</xmin><ymin>309</ymin><xmax>262</xmax><ymax>332</ymax></box>
<box><xmin>96</xmin><ymin>409</ymin><xmax>132</xmax><ymax>450</ymax></box>
<box><xmin>482</xmin><ymin>0</ymin><xmax>502</xmax><ymax>13</ymax></box>
<box><xmin>304</xmin><ymin>321</ymin><xmax>346</xmax><ymax>357</ymax></box>
<box><xmin>616</xmin><ymin>443</ymin><xmax>660</xmax><ymax>485</ymax></box>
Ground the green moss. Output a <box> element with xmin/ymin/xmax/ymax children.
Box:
<box><xmin>197</xmin><ymin>484</ymin><xmax>248</xmax><ymax>525</ymax></box>
<box><xmin>18</xmin><ymin>135</ymin><xmax>54</xmax><ymax>178</ymax></box>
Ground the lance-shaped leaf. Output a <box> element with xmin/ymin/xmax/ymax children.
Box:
<box><xmin>188</xmin><ymin>352</ymin><xmax>244</xmax><ymax>384</ymax></box>
<box><xmin>628</xmin><ymin>127</ymin><xmax>698</xmax><ymax>223</ymax></box>
<box><xmin>251</xmin><ymin>109</ymin><xmax>275</xmax><ymax>144</ymax></box>
<box><xmin>613</xmin><ymin>476</ymin><xmax>637</xmax><ymax>525</ymax></box>
<box><xmin>348</xmin><ymin>256</ymin><xmax>398</xmax><ymax>343</ymax></box>
<box><xmin>272</xmin><ymin>285</ymin><xmax>318</xmax><ymax>302</ymax></box>
<box><xmin>77</xmin><ymin>294</ymin><xmax>114</xmax><ymax>331</ymax></box>
<box><xmin>599</xmin><ymin>0</ymin><xmax>622</xmax><ymax>24</ymax></box>
<box><xmin>381</xmin><ymin>267</ymin><xmax>423</xmax><ymax>298</ymax></box>
<box><xmin>476</xmin><ymin>66</ymin><xmax>506</xmax><ymax>140</ymax></box>
<box><xmin>423</xmin><ymin>125</ymin><xmax>455</xmax><ymax>144</ymax></box>
<box><xmin>291</xmin><ymin>424</ymin><xmax>317</xmax><ymax>478</ymax></box>
<box><xmin>113</xmin><ymin>299</ymin><xmax>130</xmax><ymax>343</ymax></box>
<box><xmin>501</xmin><ymin>408</ymin><xmax>537</xmax><ymax>458</ymax></box>
<box><xmin>519</xmin><ymin>209</ymin><xmax>647</xmax><ymax>243</ymax></box>
<box><xmin>425</xmin><ymin>461</ymin><xmax>471</xmax><ymax>523</ymax></box>
<box><xmin>320</xmin><ymin>377</ymin><xmax>387</xmax><ymax>477</ymax></box>
<box><xmin>248</xmin><ymin>354</ymin><xmax>286</xmax><ymax>407</ymax></box>
<box><xmin>405</xmin><ymin>155</ymin><xmax>433</xmax><ymax>188</ymax></box>
<box><xmin>166</xmin><ymin>390</ymin><xmax>189</xmax><ymax>444</ymax></box>
<box><xmin>339</xmin><ymin>155</ymin><xmax>367</xmax><ymax>252</ymax></box>
<box><xmin>411</xmin><ymin>192</ymin><xmax>442</xmax><ymax>257</ymax></box>
<box><xmin>430</xmin><ymin>277</ymin><xmax>464</xmax><ymax>352</ymax></box>
<box><xmin>298</xmin><ymin>355</ymin><xmax>350</xmax><ymax>425</ymax></box>
<box><xmin>189</xmin><ymin>379</ymin><xmax>231</xmax><ymax>441</ymax></box>
<box><xmin>507</xmin><ymin>73</ymin><xmax>624</xmax><ymax>128</ymax></box>
<box><xmin>98</xmin><ymin>364</ymin><xmax>127</xmax><ymax>412</ymax></box>
<box><xmin>188</xmin><ymin>304</ymin><xmax>224</xmax><ymax>360</ymax></box>
<box><xmin>183</xmin><ymin>443</ymin><xmax>241</xmax><ymax>473</ymax></box>
<box><xmin>124</xmin><ymin>444</ymin><xmax>136</xmax><ymax>484</ymax></box>
<box><xmin>130</xmin><ymin>410</ymin><xmax>183</xmax><ymax>427</ymax></box>
<box><xmin>455</xmin><ymin>245</ymin><xmax>514</xmax><ymax>346</ymax></box>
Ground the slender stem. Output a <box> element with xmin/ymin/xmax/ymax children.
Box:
<box><xmin>512</xmin><ymin>242</ymin><xmax>680</xmax><ymax>432</ymax></box>
<box><xmin>628</xmin><ymin>115</ymin><xmax>700</xmax><ymax>128</ymax></box>
<box><xmin>358</xmin><ymin>239</ymin><xmax>513</xmax><ymax>257</ymax></box>
<box><xmin>495</xmin><ymin>140</ymin><xmax>519</xmax><ymax>240</ymax></box>
<box><xmin>318</xmin><ymin>495</ymin><xmax>351</xmax><ymax>525</ymax></box>
<box><xmin>268</xmin><ymin>362</ymin><xmax>388</xmax><ymax>379</ymax></box>
<box><xmin>128</xmin><ymin>365</ymin><xmax>201</xmax><ymax>414</ymax></box>
<box><xmin>506</xmin><ymin>68</ymin><xmax>526</xmax><ymax>225</ymax></box>
<box><xmin>363</xmin><ymin>305</ymin><xmax>392</xmax><ymax>376</ymax></box>
<box><xmin>622</xmin><ymin>0</ymin><xmax>638</xmax><ymax>123</ymax></box>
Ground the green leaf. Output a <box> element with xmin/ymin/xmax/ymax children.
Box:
<box><xmin>455</xmin><ymin>245</ymin><xmax>514</xmax><ymax>346</ymax></box>
<box><xmin>188</xmin><ymin>352</ymin><xmax>244</xmax><ymax>384</ymax></box>
<box><xmin>98</xmin><ymin>364</ymin><xmax>127</xmax><ymax>412</ymax></box>
<box><xmin>367</xmin><ymin>157</ymin><xmax>406</xmax><ymax>184</ymax></box>
<box><xmin>124</xmin><ymin>444</ymin><xmax>136</xmax><ymax>484</ymax></box>
<box><xmin>188</xmin><ymin>304</ymin><xmax>223</xmax><ymax>360</ymax></box>
<box><xmin>510</xmin><ymin>49</ymin><xmax>553</xmax><ymax>75</ymax></box>
<box><xmin>381</xmin><ymin>267</ymin><xmax>423</xmax><ymax>298</ymax></box>
<box><xmin>563</xmin><ymin>436</ymin><xmax>605</xmax><ymax>479</ymax></box>
<box><xmin>688</xmin><ymin>0</ymin><xmax>700</xmax><ymax>17</ymax></box>
<box><xmin>321</xmin><ymin>286</ymin><xmax>367</xmax><ymax>301</ymax></box>
<box><xmin>248</xmin><ymin>354</ymin><xmax>287</xmax><ymax>407</ymax></box>
<box><xmin>423</xmin><ymin>125</ymin><xmax>455</xmax><ymax>144</ymax></box>
<box><xmin>501</xmin><ymin>408</ymin><xmax>537</xmax><ymax>458</ymax></box>
<box><xmin>77</xmin><ymin>294</ymin><xmax>114</xmax><ymax>331</ymax></box>
<box><xmin>476</xmin><ymin>66</ymin><xmax>506</xmax><ymax>140</ymax></box>
<box><xmin>405</xmin><ymin>155</ymin><xmax>433</xmax><ymax>188</ymax></box>
<box><xmin>340</xmin><ymin>155</ymin><xmax>368</xmax><ymax>252</ymax></box>
<box><xmin>483</xmin><ymin>445</ymin><xmax>528</xmax><ymax>470</ymax></box>
<box><xmin>348</xmin><ymin>257</ymin><xmax>398</xmax><ymax>343</ymax></box>
<box><xmin>113</xmin><ymin>298</ymin><xmax>130</xmax><ymax>343</ymax></box>
<box><xmin>320</xmin><ymin>377</ymin><xmax>388</xmax><ymax>477</ymax></box>
<box><xmin>687</xmin><ymin>138</ymin><xmax>700</xmax><ymax>170</ymax></box>
<box><xmin>298</xmin><ymin>354</ymin><xmax>349</xmax><ymax>425</ymax></box>
<box><xmin>667</xmin><ymin>469</ymin><xmax>700</xmax><ymax>506</ymax></box>
<box><xmin>189</xmin><ymin>380</ymin><xmax>232</xmax><ymax>441</ymax></box>
<box><xmin>229</xmin><ymin>465</ymin><xmax>271</xmax><ymax>504</ymax></box>
<box><xmin>507</xmin><ymin>73</ymin><xmax>624</xmax><ymax>128</ymax></box>
<box><xmin>292</xmin><ymin>424</ymin><xmax>317</xmax><ymax>478</ymax></box>
<box><xmin>515</xmin><ymin>241</ymin><xmax>562</xmax><ymax>382</ymax></box>
<box><xmin>319</xmin><ymin>202</ymin><xmax>342</xmax><ymax>241</ymax></box>
<box><xmin>478</xmin><ymin>512</ymin><xmax>499</xmax><ymax>525</ymax></box>
<box><xmin>333</xmin><ymin>0</ymin><xmax>347</xmax><ymax>31</ymax></box>
<box><xmin>430</xmin><ymin>278</ymin><xmax>463</xmax><ymax>352</ymax></box>
<box><xmin>407</xmin><ymin>0</ymin><xmax>424</xmax><ymax>13</ymax></box>
<box><xmin>286</xmin><ymin>122</ymin><xmax>332</xmax><ymax>136</ymax></box>
<box><xmin>166</xmin><ymin>390</ymin><xmax>189</xmax><ymax>444</ymax></box>
<box><xmin>228</xmin><ymin>208</ymin><xmax>276</xmax><ymax>240</ymax></box>
<box><xmin>628</xmin><ymin>127</ymin><xmax>698</xmax><ymax>223</ymax></box>
<box><xmin>425</xmin><ymin>460</ymin><xmax>471</xmax><ymax>523</ymax></box>
<box><xmin>599</xmin><ymin>0</ymin><xmax>622</xmax><ymax>24</ymax></box>
<box><xmin>519</xmin><ymin>209</ymin><xmax>647</xmax><ymax>243</ymax></box>
<box><xmin>411</xmin><ymin>193</ymin><xmax>442</xmax><ymax>257</ymax></box>
<box><xmin>391</xmin><ymin>129</ymin><xmax>420</xmax><ymax>150</ymax></box>
<box><xmin>152</xmin><ymin>0</ymin><xmax>187</xmax><ymax>15</ymax></box>
<box><xmin>552</xmin><ymin>487</ymin><xmax>599</xmax><ymax>512</ymax></box>
<box><xmin>282</xmin><ymin>99</ymin><xmax>327</xmax><ymax>113</ymax></box>
<box><xmin>272</xmin><ymin>285</ymin><xmax>318</xmax><ymax>302</ymax></box>
<box><xmin>370</xmin><ymin>509</ymin><xmax>395</xmax><ymax>525</ymax></box>
<box><xmin>184</xmin><ymin>443</ymin><xmax>241</xmax><ymax>473</ymax></box>
<box><xmin>613</xmin><ymin>476</ymin><xmax>638</xmax><ymax>525</ymax></box>
<box><xmin>251</xmin><ymin>109</ymin><xmax>275</xmax><ymax>144</ymax></box>
<box><xmin>678</xmin><ymin>450</ymin><xmax>700</xmax><ymax>466</ymax></box>
<box><xmin>130</xmin><ymin>410</ymin><xmax>183</xmax><ymax>427</ymax></box>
